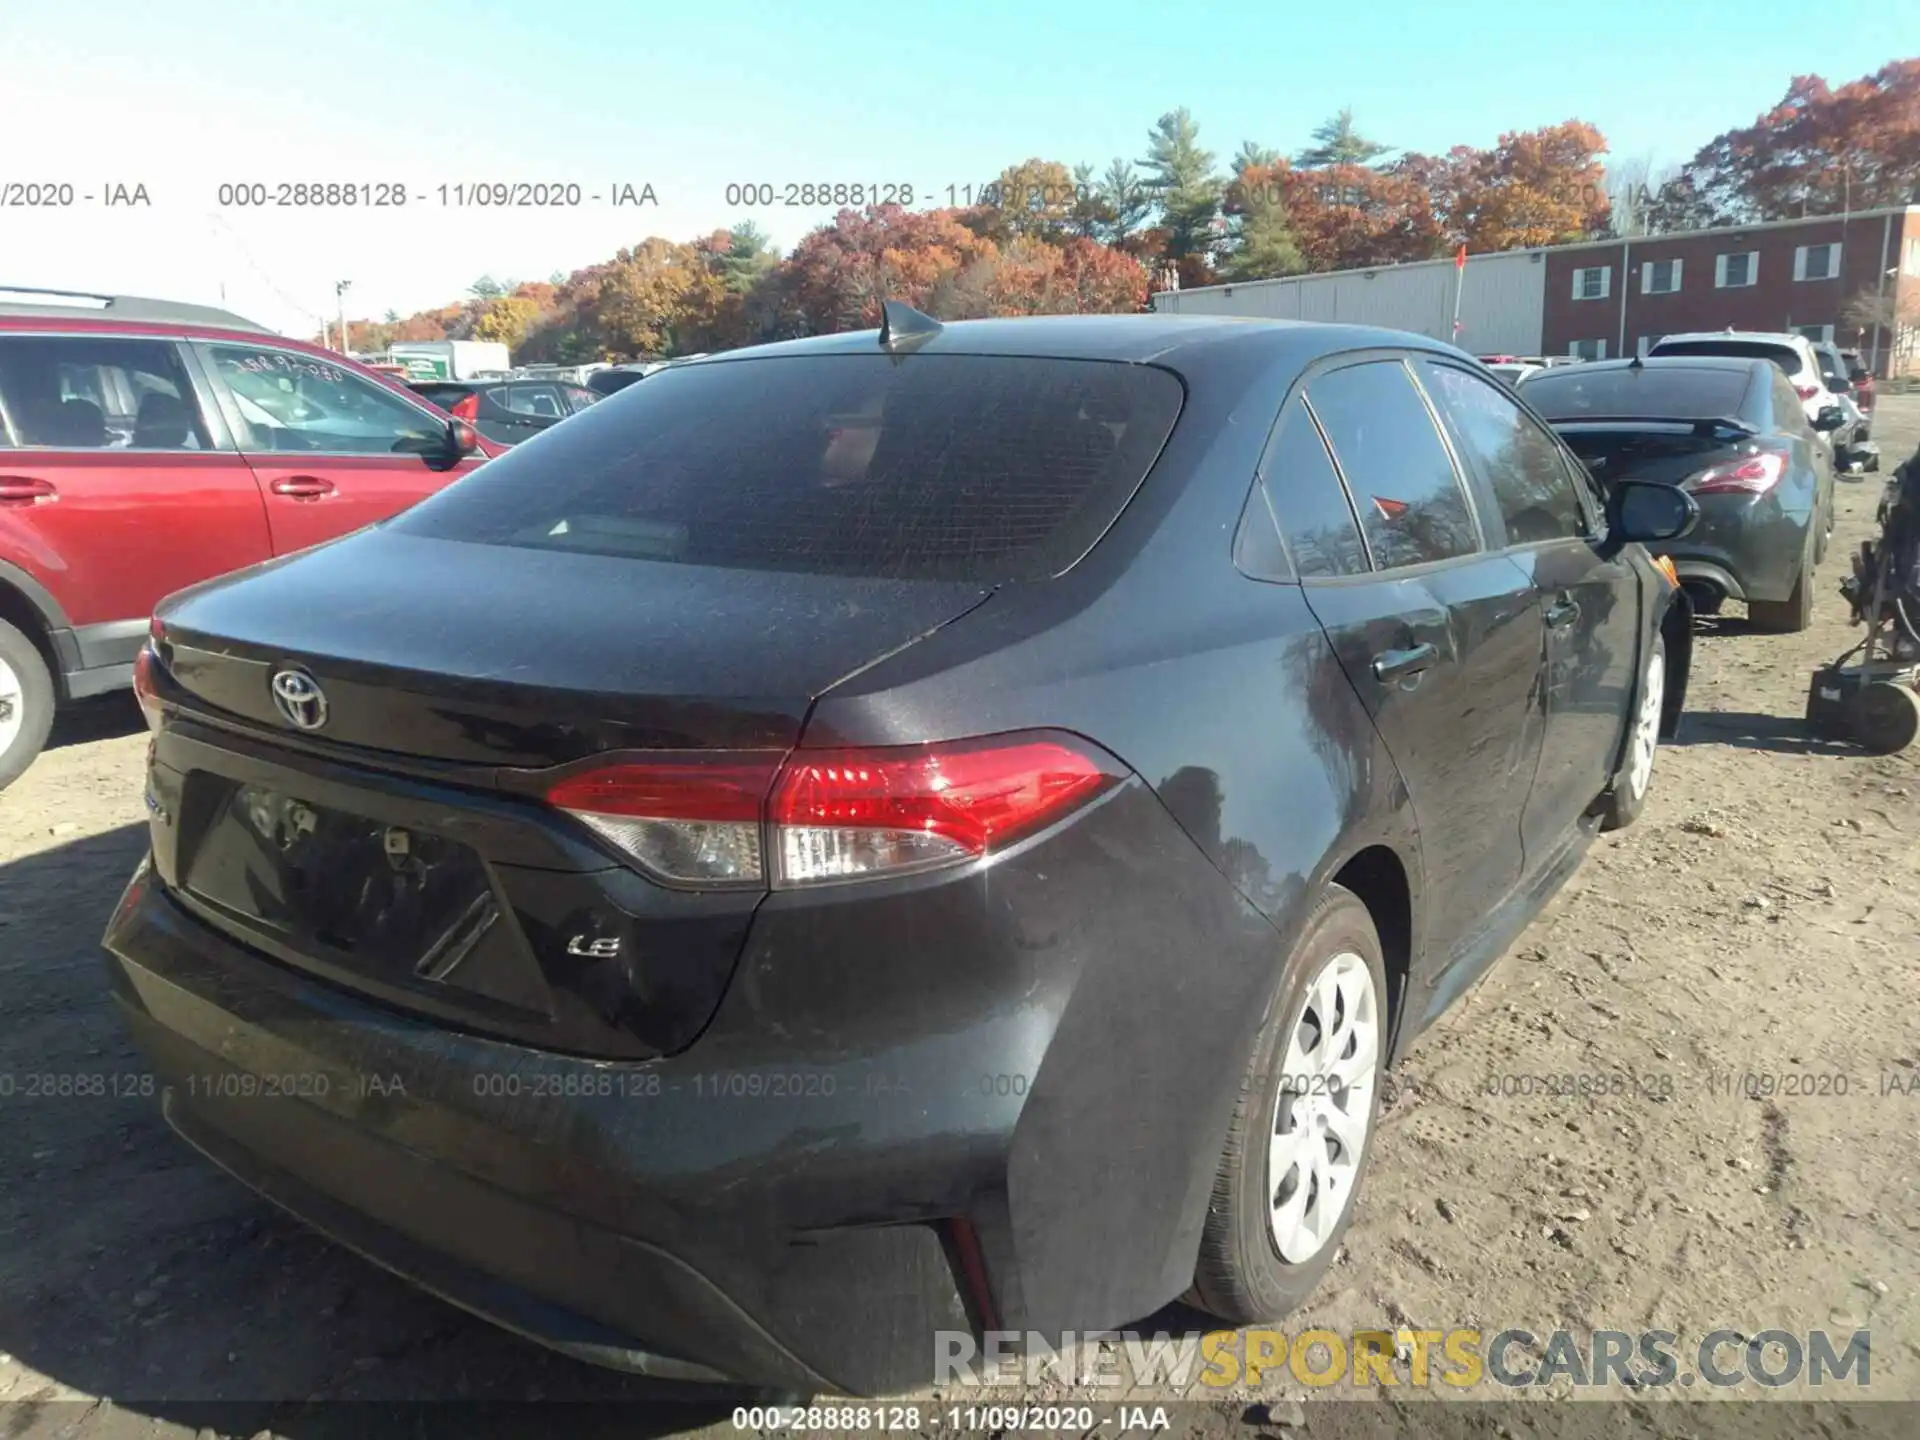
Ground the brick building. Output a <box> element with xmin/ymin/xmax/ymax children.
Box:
<box><xmin>1543</xmin><ymin>205</ymin><xmax>1920</xmax><ymax>371</ymax></box>
<box><xmin>1154</xmin><ymin>205</ymin><xmax>1920</xmax><ymax>377</ymax></box>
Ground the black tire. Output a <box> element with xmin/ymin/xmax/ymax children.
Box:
<box><xmin>1853</xmin><ymin>682</ymin><xmax>1920</xmax><ymax>755</ymax></box>
<box><xmin>1190</xmin><ymin>884</ymin><xmax>1388</xmax><ymax>1324</ymax></box>
<box><xmin>1748</xmin><ymin>556</ymin><xmax>1814</xmax><ymax>633</ymax></box>
<box><xmin>1596</xmin><ymin>631</ymin><xmax>1667</xmax><ymax>832</ymax></box>
<box><xmin>0</xmin><ymin>617</ymin><xmax>56</xmax><ymax>793</ymax></box>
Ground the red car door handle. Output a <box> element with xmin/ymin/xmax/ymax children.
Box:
<box><xmin>0</xmin><ymin>476</ymin><xmax>58</xmax><ymax>505</ymax></box>
<box><xmin>270</xmin><ymin>476</ymin><xmax>335</xmax><ymax>500</ymax></box>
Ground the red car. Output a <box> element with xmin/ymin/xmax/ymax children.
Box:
<box><xmin>0</xmin><ymin>288</ymin><xmax>500</xmax><ymax>789</ymax></box>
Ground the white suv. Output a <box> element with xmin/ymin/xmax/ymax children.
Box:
<box><xmin>1647</xmin><ymin>331</ymin><xmax>1841</xmax><ymax>433</ymax></box>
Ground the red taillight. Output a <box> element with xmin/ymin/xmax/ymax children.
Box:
<box><xmin>450</xmin><ymin>392</ymin><xmax>480</xmax><ymax>421</ymax></box>
<box><xmin>1793</xmin><ymin>382</ymin><xmax>1820</xmax><ymax>400</ymax></box>
<box><xmin>544</xmin><ymin>733</ymin><xmax>1124</xmax><ymax>889</ymax></box>
<box><xmin>768</xmin><ymin>736</ymin><xmax>1120</xmax><ymax>886</ymax></box>
<box><xmin>1684</xmin><ymin>449</ymin><xmax>1787</xmax><ymax>496</ymax></box>
<box><xmin>131</xmin><ymin>646</ymin><xmax>162</xmax><ymax>731</ymax></box>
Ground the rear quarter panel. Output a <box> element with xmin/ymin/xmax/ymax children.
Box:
<box><xmin>801</xmin><ymin>340</ymin><xmax>1425</xmax><ymax>1323</ymax></box>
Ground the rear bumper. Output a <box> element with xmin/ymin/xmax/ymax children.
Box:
<box><xmin>102</xmin><ymin>776</ymin><xmax>1277</xmax><ymax>1396</ymax></box>
<box><xmin>1654</xmin><ymin>502</ymin><xmax>1810</xmax><ymax>605</ymax></box>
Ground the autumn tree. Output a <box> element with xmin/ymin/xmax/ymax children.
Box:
<box><xmin>1140</xmin><ymin>108</ymin><xmax>1224</xmax><ymax>281</ymax></box>
<box><xmin>784</xmin><ymin>204</ymin><xmax>993</xmax><ymax>333</ymax></box>
<box><xmin>1296</xmin><ymin>108</ymin><xmax>1391</xmax><ymax>168</ymax></box>
<box><xmin>1668</xmin><ymin>61</ymin><xmax>1920</xmax><ymax>224</ymax></box>
<box><xmin>1422</xmin><ymin>121</ymin><xmax>1612</xmax><ymax>251</ymax></box>
<box><xmin>1273</xmin><ymin>162</ymin><xmax>1442</xmax><ymax>270</ymax></box>
<box><xmin>471</xmin><ymin>295</ymin><xmax>542</xmax><ymax>351</ymax></box>
<box><xmin>609</xmin><ymin>238</ymin><xmax>731</xmax><ymax>357</ymax></box>
<box><xmin>974</xmin><ymin>157</ymin><xmax>1081</xmax><ymax>244</ymax></box>
<box><xmin>930</xmin><ymin>237</ymin><xmax>1148</xmax><ymax>318</ymax></box>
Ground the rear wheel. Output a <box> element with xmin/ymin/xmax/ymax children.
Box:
<box><xmin>1596</xmin><ymin>632</ymin><xmax>1665</xmax><ymax>831</ymax></box>
<box><xmin>0</xmin><ymin>618</ymin><xmax>56</xmax><ymax>793</ymax></box>
<box><xmin>1748</xmin><ymin>556</ymin><xmax>1814</xmax><ymax>633</ymax></box>
<box><xmin>1191</xmin><ymin>884</ymin><xmax>1386</xmax><ymax>1324</ymax></box>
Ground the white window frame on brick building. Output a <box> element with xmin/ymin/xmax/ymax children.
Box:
<box><xmin>1571</xmin><ymin>266</ymin><xmax>1610</xmax><ymax>301</ymax></box>
<box><xmin>1640</xmin><ymin>258</ymin><xmax>1682</xmax><ymax>295</ymax></box>
<box><xmin>1569</xmin><ymin>338</ymin><xmax>1608</xmax><ymax>361</ymax></box>
<box><xmin>1793</xmin><ymin>243</ymin><xmax>1842</xmax><ymax>282</ymax></box>
<box><xmin>1794</xmin><ymin>323</ymin><xmax>1835</xmax><ymax>345</ymax></box>
<box><xmin>1715</xmin><ymin>252</ymin><xmax>1759</xmax><ymax>288</ymax></box>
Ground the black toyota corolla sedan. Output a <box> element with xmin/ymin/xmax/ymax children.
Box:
<box><xmin>105</xmin><ymin>309</ymin><xmax>1696</xmax><ymax>1396</ymax></box>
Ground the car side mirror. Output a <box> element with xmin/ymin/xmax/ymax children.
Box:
<box><xmin>1813</xmin><ymin>405</ymin><xmax>1847</xmax><ymax>432</ymax></box>
<box><xmin>1610</xmin><ymin>479</ymin><xmax>1698</xmax><ymax>544</ymax></box>
<box><xmin>398</xmin><ymin>418</ymin><xmax>480</xmax><ymax>470</ymax></box>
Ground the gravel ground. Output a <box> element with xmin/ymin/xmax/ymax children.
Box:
<box><xmin>1</xmin><ymin>402</ymin><xmax>1916</xmax><ymax>1440</ymax></box>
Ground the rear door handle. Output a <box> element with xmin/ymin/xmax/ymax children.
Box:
<box><xmin>1545</xmin><ymin>595</ymin><xmax>1581</xmax><ymax>629</ymax></box>
<box><xmin>270</xmin><ymin>476</ymin><xmax>336</xmax><ymax>500</ymax></box>
<box><xmin>0</xmin><ymin>476</ymin><xmax>57</xmax><ymax>505</ymax></box>
<box><xmin>1372</xmin><ymin>642</ymin><xmax>1439</xmax><ymax>683</ymax></box>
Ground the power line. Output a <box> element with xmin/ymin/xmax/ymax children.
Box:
<box><xmin>202</xmin><ymin>212</ymin><xmax>330</xmax><ymax>326</ymax></box>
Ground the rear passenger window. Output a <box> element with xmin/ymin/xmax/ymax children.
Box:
<box><xmin>0</xmin><ymin>336</ymin><xmax>208</xmax><ymax>450</ymax></box>
<box><xmin>1258</xmin><ymin>398</ymin><xmax>1368</xmax><ymax>577</ymax></box>
<box><xmin>1418</xmin><ymin>362</ymin><xmax>1589</xmax><ymax>545</ymax></box>
<box><xmin>1305</xmin><ymin>360</ymin><xmax>1480</xmax><ymax>570</ymax></box>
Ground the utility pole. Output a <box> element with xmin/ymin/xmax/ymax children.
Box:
<box><xmin>335</xmin><ymin>279</ymin><xmax>352</xmax><ymax>355</ymax></box>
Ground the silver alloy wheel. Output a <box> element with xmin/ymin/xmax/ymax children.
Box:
<box><xmin>1268</xmin><ymin>950</ymin><xmax>1379</xmax><ymax>1263</ymax></box>
<box><xmin>1627</xmin><ymin>649</ymin><xmax>1665</xmax><ymax>801</ymax></box>
<box><xmin>0</xmin><ymin>655</ymin><xmax>22</xmax><ymax>755</ymax></box>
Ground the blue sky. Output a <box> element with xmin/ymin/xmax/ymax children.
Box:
<box><xmin>3</xmin><ymin>1</ymin><xmax>1914</xmax><ymax>337</ymax></box>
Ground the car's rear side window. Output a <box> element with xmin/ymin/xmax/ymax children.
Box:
<box><xmin>1304</xmin><ymin>360</ymin><xmax>1480</xmax><ymax>570</ymax></box>
<box><xmin>392</xmin><ymin>354</ymin><xmax>1185</xmax><ymax>583</ymax></box>
<box><xmin>1258</xmin><ymin>398</ymin><xmax>1369</xmax><ymax>577</ymax></box>
<box><xmin>0</xmin><ymin>336</ymin><xmax>209</xmax><ymax>450</ymax></box>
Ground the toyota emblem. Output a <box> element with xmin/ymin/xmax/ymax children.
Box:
<box><xmin>270</xmin><ymin>668</ymin><xmax>329</xmax><ymax>731</ymax></box>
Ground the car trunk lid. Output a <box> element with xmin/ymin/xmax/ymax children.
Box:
<box><xmin>156</xmin><ymin>528</ymin><xmax>993</xmax><ymax>765</ymax></box>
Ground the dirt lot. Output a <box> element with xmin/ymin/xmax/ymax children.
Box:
<box><xmin>1</xmin><ymin>404</ymin><xmax>1916</xmax><ymax>1439</ymax></box>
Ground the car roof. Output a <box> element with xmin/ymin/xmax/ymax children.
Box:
<box><xmin>1654</xmin><ymin>330</ymin><xmax>1811</xmax><ymax>350</ymax></box>
<box><xmin>1528</xmin><ymin>355</ymin><xmax>1770</xmax><ymax>377</ymax></box>
<box><xmin>0</xmin><ymin>287</ymin><xmax>273</xmax><ymax>334</ymax></box>
<box><xmin>696</xmin><ymin>313</ymin><xmax>1473</xmax><ymax>374</ymax></box>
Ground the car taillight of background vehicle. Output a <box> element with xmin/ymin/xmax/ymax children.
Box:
<box><xmin>544</xmin><ymin>733</ymin><xmax>1125</xmax><ymax>889</ymax></box>
<box><xmin>1683</xmin><ymin>449</ymin><xmax>1787</xmax><ymax>497</ymax></box>
<box><xmin>131</xmin><ymin>615</ymin><xmax>166</xmax><ymax>732</ymax></box>
<box><xmin>450</xmin><ymin>393</ymin><xmax>481</xmax><ymax>421</ymax></box>
<box><xmin>1794</xmin><ymin>382</ymin><xmax>1821</xmax><ymax>401</ymax></box>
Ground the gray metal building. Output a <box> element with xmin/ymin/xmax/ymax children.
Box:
<box><xmin>1150</xmin><ymin>247</ymin><xmax>1554</xmax><ymax>357</ymax></box>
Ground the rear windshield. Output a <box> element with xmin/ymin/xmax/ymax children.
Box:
<box><xmin>1523</xmin><ymin>366</ymin><xmax>1753</xmax><ymax>421</ymax></box>
<box><xmin>410</xmin><ymin>383</ymin><xmax>472</xmax><ymax>407</ymax></box>
<box><xmin>1651</xmin><ymin>340</ymin><xmax>1804</xmax><ymax>376</ymax></box>
<box><xmin>390</xmin><ymin>353</ymin><xmax>1185</xmax><ymax>582</ymax></box>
